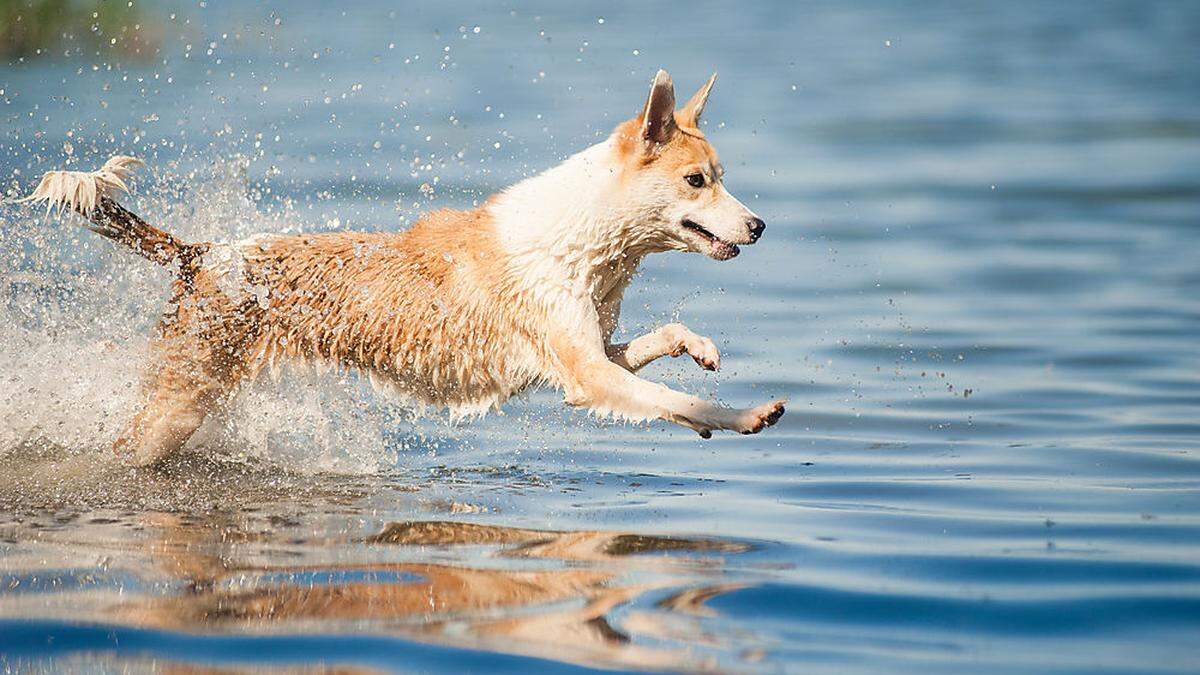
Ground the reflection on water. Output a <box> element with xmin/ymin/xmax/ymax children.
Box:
<box><xmin>0</xmin><ymin>455</ymin><xmax>759</xmax><ymax>672</ymax></box>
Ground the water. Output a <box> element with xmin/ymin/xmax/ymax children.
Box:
<box><xmin>2</xmin><ymin>1</ymin><xmax>1198</xmax><ymax>672</ymax></box>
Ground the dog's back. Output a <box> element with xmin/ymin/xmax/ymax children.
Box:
<box><xmin>207</xmin><ymin>209</ymin><xmax>545</xmax><ymax>412</ymax></box>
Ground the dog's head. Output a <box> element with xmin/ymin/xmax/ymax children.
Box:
<box><xmin>612</xmin><ymin>70</ymin><xmax>764</xmax><ymax>261</ymax></box>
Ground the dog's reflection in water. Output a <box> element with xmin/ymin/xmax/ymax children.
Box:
<box><xmin>111</xmin><ymin>516</ymin><xmax>754</xmax><ymax>671</ymax></box>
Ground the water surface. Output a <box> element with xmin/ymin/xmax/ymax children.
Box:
<box><xmin>1</xmin><ymin>1</ymin><xmax>1199</xmax><ymax>672</ymax></box>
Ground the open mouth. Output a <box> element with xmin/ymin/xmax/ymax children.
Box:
<box><xmin>682</xmin><ymin>219</ymin><xmax>740</xmax><ymax>260</ymax></box>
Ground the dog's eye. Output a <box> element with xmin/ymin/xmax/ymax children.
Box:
<box><xmin>684</xmin><ymin>173</ymin><xmax>705</xmax><ymax>188</ymax></box>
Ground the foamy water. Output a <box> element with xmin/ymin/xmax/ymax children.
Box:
<box><xmin>1</xmin><ymin>160</ymin><xmax>415</xmax><ymax>473</ymax></box>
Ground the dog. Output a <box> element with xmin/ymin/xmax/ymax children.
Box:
<box><xmin>16</xmin><ymin>69</ymin><xmax>785</xmax><ymax>466</ymax></box>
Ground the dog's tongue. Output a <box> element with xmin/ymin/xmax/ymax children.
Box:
<box><xmin>712</xmin><ymin>239</ymin><xmax>740</xmax><ymax>260</ymax></box>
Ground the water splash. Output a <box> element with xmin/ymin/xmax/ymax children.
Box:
<box><xmin>0</xmin><ymin>156</ymin><xmax>403</xmax><ymax>474</ymax></box>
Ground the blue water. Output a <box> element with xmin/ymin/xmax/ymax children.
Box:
<box><xmin>1</xmin><ymin>1</ymin><xmax>1198</xmax><ymax>672</ymax></box>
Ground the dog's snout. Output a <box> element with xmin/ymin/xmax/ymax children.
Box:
<box><xmin>747</xmin><ymin>217</ymin><xmax>766</xmax><ymax>243</ymax></box>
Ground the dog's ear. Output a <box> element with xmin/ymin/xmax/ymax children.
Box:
<box><xmin>681</xmin><ymin>72</ymin><xmax>716</xmax><ymax>128</ymax></box>
<box><xmin>639</xmin><ymin>69</ymin><xmax>677</xmax><ymax>146</ymax></box>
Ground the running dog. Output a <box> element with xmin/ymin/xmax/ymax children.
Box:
<box><xmin>17</xmin><ymin>70</ymin><xmax>785</xmax><ymax>465</ymax></box>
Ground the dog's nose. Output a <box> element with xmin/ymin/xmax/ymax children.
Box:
<box><xmin>747</xmin><ymin>217</ymin><xmax>766</xmax><ymax>243</ymax></box>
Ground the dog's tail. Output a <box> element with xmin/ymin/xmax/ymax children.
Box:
<box><xmin>12</xmin><ymin>156</ymin><xmax>206</xmax><ymax>270</ymax></box>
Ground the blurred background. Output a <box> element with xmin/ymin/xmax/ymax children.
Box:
<box><xmin>1</xmin><ymin>1</ymin><xmax>1198</xmax><ymax>673</ymax></box>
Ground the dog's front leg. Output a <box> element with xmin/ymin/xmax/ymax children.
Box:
<box><xmin>606</xmin><ymin>323</ymin><xmax>720</xmax><ymax>373</ymax></box>
<box><xmin>550</xmin><ymin>305</ymin><xmax>783</xmax><ymax>437</ymax></box>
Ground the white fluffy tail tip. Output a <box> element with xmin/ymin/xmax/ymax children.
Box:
<box><xmin>13</xmin><ymin>155</ymin><xmax>144</xmax><ymax>215</ymax></box>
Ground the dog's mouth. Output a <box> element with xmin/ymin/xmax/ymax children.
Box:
<box><xmin>681</xmin><ymin>219</ymin><xmax>740</xmax><ymax>260</ymax></box>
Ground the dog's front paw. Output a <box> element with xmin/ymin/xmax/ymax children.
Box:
<box><xmin>685</xmin><ymin>334</ymin><xmax>721</xmax><ymax>372</ymax></box>
<box><xmin>734</xmin><ymin>399</ymin><xmax>786</xmax><ymax>435</ymax></box>
<box><xmin>663</xmin><ymin>323</ymin><xmax>720</xmax><ymax>371</ymax></box>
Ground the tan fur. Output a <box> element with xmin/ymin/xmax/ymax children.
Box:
<box><xmin>229</xmin><ymin>212</ymin><xmax>537</xmax><ymax>409</ymax></box>
<box><xmin>20</xmin><ymin>69</ymin><xmax>785</xmax><ymax>465</ymax></box>
<box><xmin>116</xmin><ymin>209</ymin><xmax>549</xmax><ymax>463</ymax></box>
<box><xmin>612</xmin><ymin>113</ymin><xmax>718</xmax><ymax>170</ymax></box>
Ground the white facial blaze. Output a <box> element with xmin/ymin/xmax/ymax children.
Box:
<box><xmin>693</xmin><ymin>182</ymin><xmax>758</xmax><ymax>244</ymax></box>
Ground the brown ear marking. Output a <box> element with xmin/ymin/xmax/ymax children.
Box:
<box><xmin>680</xmin><ymin>72</ymin><xmax>717</xmax><ymax>129</ymax></box>
<box><xmin>639</xmin><ymin>69</ymin><xmax>677</xmax><ymax>146</ymax></box>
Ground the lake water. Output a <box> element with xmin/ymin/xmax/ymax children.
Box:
<box><xmin>1</xmin><ymin>1</ymin><xmax>1198</xmax><ymax>672</ymax></box>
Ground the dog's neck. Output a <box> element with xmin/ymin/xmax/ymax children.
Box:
<box><xmin>488</xmin><ymin>137</ymin><xmax>662</xmax><ymax>304</ymax></box>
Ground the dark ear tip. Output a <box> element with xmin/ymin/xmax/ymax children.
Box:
<box><xmin>642</xmin><ymin>69</ymin><xmax>678</xmax><ymax>143</ymax></box>
<box><xmin>651</xmin><ymin>70</ymin><xmax>675</xmax><ymax>96</ymax></box>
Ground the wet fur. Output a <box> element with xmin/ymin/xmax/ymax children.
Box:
<box><xmin>17</xmin><ymin>70</ymin><xmax>785</xmax><ymax>465</ymax></box>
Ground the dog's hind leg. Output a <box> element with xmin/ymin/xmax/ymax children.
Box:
<box><xmin>115</xmin><ymin>370</ymin><xmax>216</xmax><ymax>466</ymax></box>
<box><xmin>113</xmin><ymin>342</ymin><xmax>238</xmax><ymax>467</ymax></box>
<box><xmin>114</xmin><ymin>279</ymin><xmax>250</xmax><ymax>467</ymax></box>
